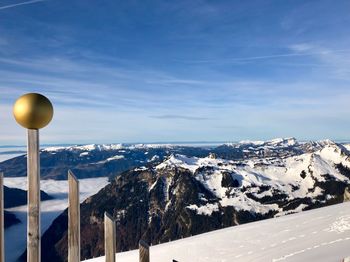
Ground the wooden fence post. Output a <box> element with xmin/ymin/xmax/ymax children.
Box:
<box><xmin>139</xmin><ymin>240</ymin><xmax>149</xmax><ymax>262</ymax></box>
<box><xmin>27</xmin><ymin>129</ymin><xmax>41</xmax><ymax>262</ymax></box>
<box><xmin>0</xmin><ymin>172</ymin><xmax>4</xmax><ymax>262</ymax></box>
<box><xmin>68</xmin><ymin>170</ymin><xmax>80</xmax><ymax>262</ymax></box>
<box><xmin>104</xmin><ymin>212</ymin><xmax>116</xmax><ymax>262</ymax></box>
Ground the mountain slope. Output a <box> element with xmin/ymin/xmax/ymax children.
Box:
<box><xmin>86</xmin><ymin>201</ymin><xmax>350</xmax><ymax>262</ymax></box>
<box><xmin>40</xmin><ymin>140</ymin><xmax>350</xmax><ymax>261</ymax></box>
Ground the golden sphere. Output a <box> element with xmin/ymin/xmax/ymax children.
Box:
<box><xmin>13</xmin><ymin>93</ymin><xmax>54</xmax><ymax>129</ymax></box>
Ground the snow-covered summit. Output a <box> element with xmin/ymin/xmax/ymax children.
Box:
<box><xmin>237</xmin><ymin>137</ymin><xmax>298</xmax><ymax>147</ymax></box>
<box><xmin>154</xmin><ymin>142</ymin><xmax>350</xmax><ymax>217</ymax></box>
<box><xmin>156</xmin><ymin>154</ymin><xmax>222</xmax><ymax>173</ymax></box>
<box><xmin>43</xmin><ymin>143</ymin><xmax>177</xmax><ymax>153</ymax></box>
<box><xmin>43</xmin><ymin>143</ymin><xmax>125</xmax><ymax>152</ymax></box>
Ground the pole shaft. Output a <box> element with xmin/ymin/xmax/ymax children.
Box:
<box><xmin>27</xmin><ymin>129</ymin><xmax>40</xmax><ymax>262</ymax></box>
<box><xmin>0</xmin><ymin>172</ymin><xmax>4</xmax><ymax>262</ymax></box>
<box><xmin>104</xmin><ymin>212</ymin><xmax>116</xmax><ymax>262</ymax></box>
<box><xmin>68</xmin><ymin>170</ymin><xmax>80</xmax><ymax>262</ymax></box>
<box><xmin>139</xmin><ymin>240</ymin><xmax>150</xmax><ymax>262</ymax></box>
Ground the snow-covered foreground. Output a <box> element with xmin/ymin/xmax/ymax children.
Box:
<box><xmin>86</xmin><ymin>202</ymin><xmax>350</xmax><ymax>262</ymax></box>
<box><xmin>4</xmin><ymin>176</ymin><xmax>109</xmax><ymax>262</ymax></box>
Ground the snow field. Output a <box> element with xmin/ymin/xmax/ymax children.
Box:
<box><xmin>86</xmin><ymin>202</ymin><xmax>350</xmax><ymax>262</ymax></box>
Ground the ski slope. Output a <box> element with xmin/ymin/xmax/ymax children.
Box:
<box><xmin>86</xmin><ymin>202</ymin><xmax>350</xmax><ymax>262</ymax></box>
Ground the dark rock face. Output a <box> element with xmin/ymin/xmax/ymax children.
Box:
<box><xmin>4</xmin><ymin>210</ymin><xmax>21</xmax><ymax>228</ymax></box>
<box><xmin>4</xmin><ymin>185</ymin><xmax>53</xmax><ymax>208</ymax></box>
<box><xmin>221</xmin><ymin>172</ymin><xmax>240</xmax><ymax>188</ymax></box>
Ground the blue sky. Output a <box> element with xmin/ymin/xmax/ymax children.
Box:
<box><xmin>0</xmin><ymin>0</ymin><xmax>350</xmax><ymax>145</ymax></box>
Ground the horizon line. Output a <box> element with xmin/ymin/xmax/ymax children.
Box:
<box><xmin>2</xmin><ymin>137</ymin><xmax>350</xmax><ymax>148</ymax></box>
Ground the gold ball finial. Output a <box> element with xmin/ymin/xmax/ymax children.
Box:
<box><xmin>13</xmin><ymin>93</ymin><xmax>54</xmax><ymax>129</ymax></box>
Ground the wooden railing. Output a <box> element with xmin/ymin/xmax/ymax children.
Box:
<box><xmin>66</xmin><ymin>169</ymin><xmax>151</xmax><ymax>262</ymax></box>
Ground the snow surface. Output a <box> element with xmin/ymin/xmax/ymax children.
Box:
<box><xmin>96</xmin><ymin>155</ymin><xmax>125</xmax><ymax>164</ymax></box>
<box><xmin>85</xmin><ymin>202</ymin><xmax>350</xmax><ymax>262</ymax></box>
<box><xmin>4</xmin><ymin>177</ymin><xmax>109</xmax><ymax>262</ymax></box>
<box><xmin>344</xmin><ymin>144</ymin><xmax>350</xmax><ymax>151</ymax></box>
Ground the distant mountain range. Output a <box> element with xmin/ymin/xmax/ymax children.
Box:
<box><xmin>0</xmin><ymin>143</ymin><xmax>207</xmax><ymax>180</ymax></box>
<box><xmin>23</xmin><ymin>138</ymin><xmax>350</xmax><ymax>262</ymax></box>
<box><xmin>0</xmin><ymin>138</ymin><xmax>339</xmax><ymax>180</ymax></box>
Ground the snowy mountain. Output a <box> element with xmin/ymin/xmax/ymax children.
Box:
<box><xmin>86</xmin><ymin>201</ymin><xmax>350</xmax><ymax>262</ymax></box>
<box><xmin>0</xmin><ymin>138</ymin><xmax>343</xmax><ymax>180</ymax></box>
<box><xmin>0</xmin><ymin>144</ymin><xmax>179</xmax><ymax>180</ymax></box>
<box><xmin>156</xmin><ymin>141</ymin><xmax>350</xmax><ymax>217</ymax></box>
<box><xmin>38</xmin><ymin>139</ymin><xmax>350</xmax><ymax>261</ymax></box>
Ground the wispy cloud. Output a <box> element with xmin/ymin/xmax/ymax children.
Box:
<box><xmin>180</xmin><ymin>49</ymin><xmax>350</xmax><ymax>64</ymax></box>
<box><xmin>0</xmin><ymin>1</ymin><xmax>350</xmax><ymax>143</ymax></box>
<box><xmin>0</xmin><ymin>0</ymin><xmax>45</xmax><ymax>10</ymax></box>
<box><xmin>150</xmin><ymin>114</ymin><xmax>210</xmax><ymax>121</ymax></box>
<box><xmin>287</xmin><ymin>44</ymin><xmax>350</xmax><ymax>80</ymax></box>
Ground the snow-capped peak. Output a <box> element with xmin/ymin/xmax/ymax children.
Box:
<box><xmin>43</xmin><ymin>144</ymin><xmax>127</xmax><ymax>152</ymax></box>
<box><xmin>268</xmin><ymin>137</ymin><xmax>297</xmax><ymax>146</ymax></box>
<box><xmin>224</xmin><ymin>137</ymin><xmax>298</xmax><ymax>148</ymax></box>
<box><xmin>156</xmin><ymin>154</ymin><xmax>225</xmax><ymax>173</ymax></box>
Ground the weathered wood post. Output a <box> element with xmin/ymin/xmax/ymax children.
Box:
<box><xmin>104</xmin><ymin>212</ymin><xmax>116</xmax><ymax>262</ymax></box>
<box><xmin>13</xmin><ymin>93</ymin><xmax>53</xmax><ymax>262</ymax></box>
<box><xmin>68</xmin><ymin>170</ymin><xmax>80</xmax><ymax>262</ymax></box>
<box><xmin>139</xmin><ymin>240</ymin><xmax>150</xmax><ymax>262</ymax></box>
<box><xmin>0</xmin><ymin>172</ymin><xmax>4</xmax><ymax>262</ymax></box>
<box><xmin>27</xmin><ymin>128</ymin><xmax>41</xmax><ymax>262</ymax></box>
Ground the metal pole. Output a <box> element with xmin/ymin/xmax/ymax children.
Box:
<box><xmin>68</xmin><ymin>170</ymin><xmax>80</xmax><ymax>262</ymax></box>
<box><xmin>27</xmin><ymin>129</ymin><xmax>40</xmax><ymax>262</ymax></box>
<box><xmin>104</xmin><ymin>212</ymin><xmax>116</xmax><ymax>262</ymax></box>
<box><xmin>0</xmin><ymin>172</ymin><xmax>4</xmax><ymax>262</ymax></box>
